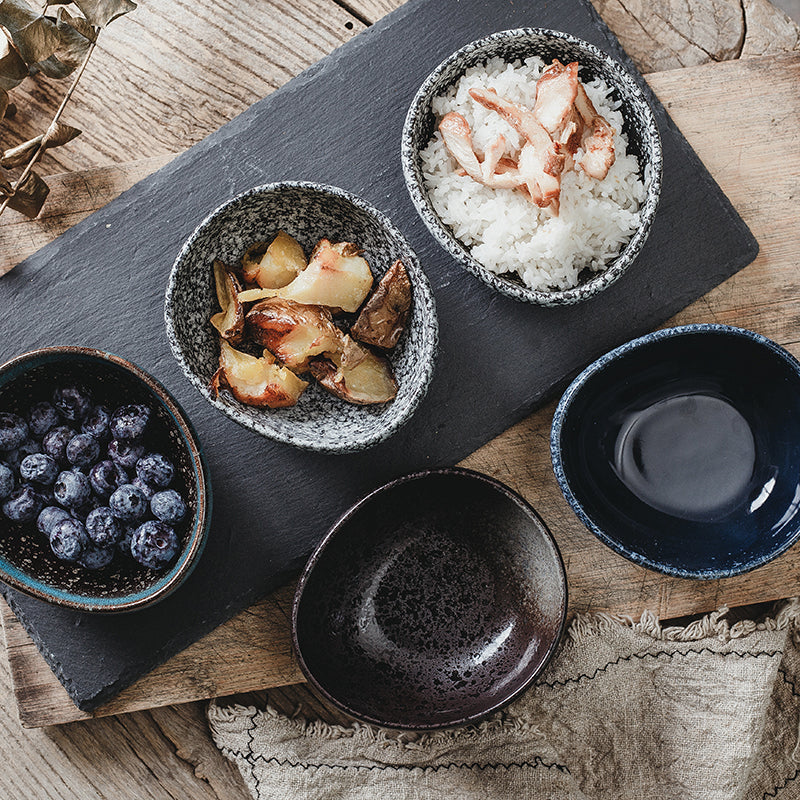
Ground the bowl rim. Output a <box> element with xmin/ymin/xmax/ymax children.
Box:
<box><xmin>550</xmin><ymin>323</ymin><xmax>800</xmax><ymax>579</ymax></box>
<box><xmin>164</xmin><ymin>180</ymin><xmax>439</xmax><ymax>454</ymax></box>
<box><xmin>401</xmin><ymin>27</ymin><xmax>664</xmax><ymax>306</ymax></box>
<box><xmin>0</xmin><ymin>346</ymin><xmax>212</xmax><ymax>613</ymax></box>
<box><xmin>291</xmin><ymin>466</ymin><xmax>569</xmax><ymax>730</ymax></box>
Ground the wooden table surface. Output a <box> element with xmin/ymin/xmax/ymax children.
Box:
<box><xmin>1</xmin><ymin>0</ymin><xmax>799</xmax><ymax>797</ymax></box>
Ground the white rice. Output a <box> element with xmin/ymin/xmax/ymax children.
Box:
<box><xmin>421</xmin><ymin>56</ymin><xmax>646</xmax><ymax>291</ymax></box>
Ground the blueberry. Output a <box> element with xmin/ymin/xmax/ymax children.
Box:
<box><xmin>110</xmin><ymin>404</ymin><xmax>150</xmax><ymax>441</ymax></box>
<box><xmin>89</xmin><ymin>460</ymin><xmax>128</xmax><ymax>497</ymax></box>
<box><xmin>85</xmin><ymin>506</ymin><xmax>121</xmax><ymax>547</ymax></box>
<box><xmin>28</xmin><ymin>402</ymin><xmax>60</xmax><ymax>439</ymax></box>
<box><xmin>65</xmin><ymin>433</ymin><xmax>101</xmax><ymax>468</ymax></box>
<box><xmin>0</xmin><ymin>413</ymin><xmax>28</xmax><ymax>450</ymax></box>
<box><xmin>81</xmin><ymin>405</ymin><xmax>111</xmax><ymax>441</ymax></box>
<box><xmin>53</xmin><ymin>470</ymin><xmax>91</xmax><ymax>508</ymax></box>
<box><xmin>132</xmin><ymin>477</ymin><xmax>155</xmax><ymax>502</ymax></box>
<box><xmin>37</xmin><ymin>505</ymin><xmax>72</xmax><ymax>536</ymax></box>
<box><xmin>20</xmin><ymin>453</ymin><xmax>58</xmax><ymax>485</ymax></box>
<box><xmin>36</xmin><ymin>486</ymin><xmax>56</xmax><ymax>507</ymax></box>
<box><xmin>0</xmin><ymin>463</ymin><xmax>14</xmax><ymax>499</ymax></box>
<box><xmin>136</xmin><ymin>453</ymin><xmax>174</xmax><ymax>488</ymax></box>
<box><xmin>70</xmin><ymin>499</ymin><xmax>99</xmax><ymax>521</ymax></box>
<box><xmin>109</xmin><ymin>483</ymin><xmax>148</xmax><ymax>521</ymax></box>
<box><xmin>2</xmin><ymin>484</ymin><xmax>42</xmax><ymax>523</ymax></box>
<box><xmin>42</xmin><ymin>425</ymin><xmax>76</xmax><ymax>463</ymax></box>
<box><xmin>130</xmin><ymin>520</ymin><xmax>179</xmax><ymax>569</ymax></box>
<box><xmin>108</xmin><ymin>439</ymin><xmax>145</xmax><ymax>470</ymax></box>
<box><xmin>77</xmin><ymin>544</ymin><xmax>115</xmax><ymax>570</ymax></box>
<box><xmin>52</xmin><ymin>383</ymin><xmax>92</xmax><ymax>422</ymax></box>
<box><xmin>150</xmin><ymin>489</ymin><xmax>187</xmax><ymax>524</ymax></box>
<box><xmin>117</xmin><ymin>524</ymin><xmax>136</xmax><ymax>557</ymax></box>
<box><xmin>49</xmin><ymin>518</ymin><xmax>88</xmax><ymax>562</ymax></box>
<box><xmin>2</xmin><ymin>438</ymin><xmax>41</xmax><ymax>473</ymax></box>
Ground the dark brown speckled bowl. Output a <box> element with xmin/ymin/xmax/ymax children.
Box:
<box><xmin>292</xmin><ymin>467</ymin><xmax>567</xmax><ymax>730</ymax></box>
<box><xmin>0</xmin><ymin>347</ymin><xmax>211</xmax><ymax>613</ymax></box>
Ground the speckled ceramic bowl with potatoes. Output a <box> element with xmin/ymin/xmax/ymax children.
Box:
<box><xmin>165</xmin><ymin>182</ymin><xmax>438</xmax><ymax>453</ymax></box>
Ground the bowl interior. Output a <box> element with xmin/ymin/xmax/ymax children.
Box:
<box><xmin>403</xmin><ymin>28</ymin><xmax>662</xmax><ymax>304</ymax></box>
<box><xmin>294</xmin><ymin>469</ymin><xmax>567</xmax><ymax>728</ymax></box>
<box><xmin>166</xmin><ymin>183</ymin><xmax>437</xmax><ymax>453</ymax></box>
<box><xmin>0</xmin><ymin>349</ymin><xmax>206</xmax><ymax>611</ymax></box>
<box><xmin>554</xmin><ymin>328</ymin><xmax>800</xmax><ymax>577</ymax></box>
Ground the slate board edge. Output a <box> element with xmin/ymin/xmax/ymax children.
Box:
<box><xmin>0</xmin><ymin>0</ymin><xmax>760</xmax><ymax>713</ymax></box>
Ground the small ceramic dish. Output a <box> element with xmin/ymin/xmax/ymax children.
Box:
<box><xmin>402</xmin><ymin>28</ymin><xmax>662</xmax><ymax>306</ymax></box>
<box><xmin>0</xmin><ymin>347</ymin><xmax>210</xmax><ymax>612</ymax></box>
<box><xmin>292</xmin><ymin>467</ymin><xmax>567</xmax><ymax>729</ymax></box>
<box><xmin>165</xmin><ymin>182</ymin><xmax>438</xmax><ymax>453</ymax></box>
<box><xmin>551</xmin><ymin>324</ymin><xmax>800</xmax><ymax>579</ymax></box>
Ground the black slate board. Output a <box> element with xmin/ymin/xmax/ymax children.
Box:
<box><xmin>0</xmin><ymin>0</ymin><xmax>757</xmax><ymax>711</ymax></box>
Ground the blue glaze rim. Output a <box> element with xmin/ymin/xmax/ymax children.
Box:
<box><xmin>0</xmin><ymin>347</ymin><xmax>212</xmax><ymax>613</ymax></box>
<box><xmin>401</xmin><ymin>27</ymin><xmax>663</xmax><ymax>307</ymax></box>
<box><xmin>165</xmin><ymin>181</ymin><xmax>439</xmax><ymax>454</ymax></box>
<box><xmin>292</xmin><ymin>466</ymin><xmax>568</xmax><ymax>730</ymax></box>
<box><xmin>550</xmin><ymin>324</ymin><xmax>800</xmax><ymax>580</ymax></box>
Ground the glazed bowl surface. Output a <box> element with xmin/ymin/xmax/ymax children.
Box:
<box><xmin>293</xmin><ymin>467</ymin><xmax>568</xmax><ymax>729</ymax></box>
<box><xmin>0</xmin><ymin>347</ymin><xmax>210</xmax><ymax>612</ymax></box>
<box><xmin>551</xmin><ymin>325</ymin><xmax>800</xmax><ymax>579</ymax></box>
<box><xmin>402</xmin><ymin>27</ymin><xmax>662</xmax><ymax>306</ymax></box>
<box><xmin>165</xmin><ymin>181</ymin><xmax>438</xmax><ymax>453</ymax></box>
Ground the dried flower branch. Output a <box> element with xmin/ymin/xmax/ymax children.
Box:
<box><xmin>0</xmin><ymin>0</ymin><xmax>135</xmax><ymax>219</ymax></box>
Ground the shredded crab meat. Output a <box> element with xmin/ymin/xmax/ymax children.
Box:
<box><xmin>468</xmin><ymin>86</ymin><xmax>564</xmax><ymax>210</ymax></box>
<box><xmin>533</xmin><ymin>59</ymin><xmax>579</xmax><ymax>136</ymax></box>
<box><xmin>574</xmin><ymin>81</ymin><xmax>616</xmax><ymax>180</ymax></box>
<box><xmin>436</xmin><ymin>60</ymin><xmax>618</xmax><ymax>214</ymax></box>
<box><xmin>438</xmin><ymin>112</ymin><xmax>520</xmax><ymax>190</ymax></box>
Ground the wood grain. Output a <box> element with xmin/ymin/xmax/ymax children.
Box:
<box><xmin>3</xmin><ymin>51</ymin><xmax>800</xmax><ymax>729</ymax></box>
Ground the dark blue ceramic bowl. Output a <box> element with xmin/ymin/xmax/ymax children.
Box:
<box><xmin>551</xmin><ymin>325</ymin><xmax>800</xmax><ymax>579</ymax></box>
<box><xmin>0</xmin><ymin>347</ymin><xmax>211</xmax><ymax>612</ymax></box>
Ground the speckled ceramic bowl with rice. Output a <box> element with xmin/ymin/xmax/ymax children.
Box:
<box><xmin>402</xmin><ymin>28</ymin><xmax>662</xmax><ymax>306</ymax></box>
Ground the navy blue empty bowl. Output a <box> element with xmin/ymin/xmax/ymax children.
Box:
<box><xmin>551</xmin><ymin>325</ymin><xmax>800</xmax><ymax>579</ymax></box>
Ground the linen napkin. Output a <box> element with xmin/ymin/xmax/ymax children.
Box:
<box><xmin>209</xmin><ymin>601</ymin><xmax>800</xmax><ymax>799</ymax></box>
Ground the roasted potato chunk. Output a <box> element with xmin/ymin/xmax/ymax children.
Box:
<box><xmin>239</xmin><ymin>240</ymin><xmax>373</xmax><ymax>313</ymax></box>
<box><xmin>309</xmin><ymin>336</ymin><xmax>397</xmax><ymax>405</ymax></box>
<box><xmin>246</xmin><ymin>298</ymin><xmax>343</xmax><ymax>372</ymax></box>
<box><xmin>351</xmin><ymin>259</ymin><xmax>412</xmax><ymax>349</ymax></box>
<box><xmin>210</xmin><ymin>260</ymin><xmax>245</xmax><ymax>344</ymax></box>
<box><xmin>241</xmin><ymin>231</ymin><xmax>307</xmax><ymax>289</ymax></box>
<box><xmin>210</xmin><ymin>340</ymin><xmax>308</xmax><ymax>408</ymax></box>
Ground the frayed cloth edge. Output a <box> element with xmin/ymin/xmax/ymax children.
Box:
<box><xmin>208</xmin><ymin>699</ymin><xmax>543</xmax><ymax>753</ymax></box>
<box><xmin>567</xmin><ymin>597</ymin><xmax>800</xmax><ymax>646</ymax></box>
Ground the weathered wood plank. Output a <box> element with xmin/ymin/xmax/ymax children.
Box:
<box><xmin>0</xmin><ymin>626</ymin><xmax>250</xmax><ymax>799</ymax></box>
<box><xmin>2</xmin><ymin>48</ymin><xmax>799</xmax><ymax>729</ymax></box>
<box><xmin>0</xmin><ymin>0</ymin><xmax>368</xmax><ymax>175</ymax></box>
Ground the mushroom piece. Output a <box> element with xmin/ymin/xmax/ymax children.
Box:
<box><xmin>246</xmin><ymin>298</ymin><xmax>343</xmax><ymax>372</ymax></box>
<box><xmin>210</xmin><ymin>340</ymin><xmax>308</xmax><ymax>408</ymax></box>
<box><xmin>209</xmin><ymin>260</ymin><xmax>245</xmax><ymax>345</ymax></box>
<box><xmin>350</xmin><ymin>259</ymin><xmax>412</xmax><ymax>350</ymax></box>
<box><xmin>238</xmin><ymin>240</ymin><xmax>374</xmax><ymax>313</ymax></box>
<box><xmin>309</xmin><ymin>336</ymin><xmax>397</xmax><ymax>405</ymax></box>
<box><xmin>241</xmin><ymin>231</ymin><xmax>307</xmax><ymax>289</ymax></box>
